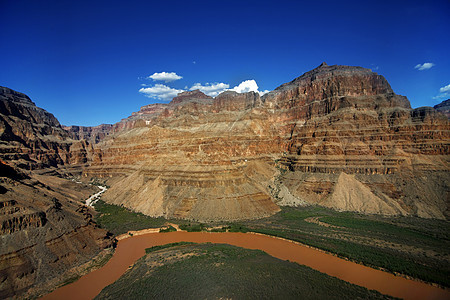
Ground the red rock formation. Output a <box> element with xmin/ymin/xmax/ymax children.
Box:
<box><xmin>0</xmin><ymin>160</ymin><xmax>113</xmax><ymax>298</ymax></box>
<box><xmin>2</xmin><ymin>63</ymin><xmax>449</xmax><ymax>223</ymax></box>
<box><xmin>1</xmin><ymin>64</ymin><xmax>449</xmax><ymax>295</ymax></box>
<box><xmin>0</xmin><ymin>86</ymin><xmax>73</xmax><ymax>169</ymax></box>
<box><xmin>170</xmin><ymin>89</ymin><xmax>212</xmax><ymax>105</ymax></box>
<box><xmin>63</xmin><ymin>124</ymin><xmax>113</xmax><ymax>144</ymax></box>
<box><xmin>213</xmin><ymin>91</ymin><xmax>261</xmax><ymax>111</ymax></box>
<box><xmin>434</xmin><ymin>99</ymin><xmax>450</xmax><ymax>119</ymax></box>
<box><xmin>85</xmin><ymin>63</ymin><xmax>449</xmax><ymax>221</ymax></box>
<box><xmin>0</xmin><ymin>91</ymin><xmax>113</xmax><ymax>298</ymax></box>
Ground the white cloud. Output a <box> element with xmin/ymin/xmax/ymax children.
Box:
<box><xmin>432</xmin><ymin>83</ymin><xmax>450</xmax><ymax>100</ymax></box>
<box><xmin>190</xmin><ymin>82</ymin><xmax>230</xmax><ymax>97</ymax></box>
<box><xmin>190</xmin><ymin>80</ymin><xmax>270</xmax><ymax>97</ymax></box>
<box><xmin>414</xmin><ymin>63</ymin><xmax>435</xmax><ymax>71</ymax></box>
<box><xmin>139</xmin><ymin>84</ymin><xmax>185</xmax><ymax>101</ymax></box>
<box><xmin>148</xmin><ymin>72</ymin><xmax>183</xmax><ymax>83</ymax></box>
<box><xmin>439</xmin><ymin>84</ymin><xmax>450</xmax><ymax>93</ymax></box>
<box><xmin>229</xmin><ymin>80</ymin><xmax>259</xmax><ymax>94</ymax></box>
<box><xmin>229</xmin><ymin>79</ymin><xmax>269</xmax><ymax>96</ymax></box>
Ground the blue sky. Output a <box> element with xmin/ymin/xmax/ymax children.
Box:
<box><xmin>0</xmin><ymin>0</ymin><xmax>449</xmax><ymax>126</ymax></box>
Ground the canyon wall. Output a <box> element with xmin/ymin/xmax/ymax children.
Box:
<box><xmin>0</xmin><ymin>87</ymin><xmax>113</xmax><ymax>298</ymax></box>
<box><xmin>85</xmin><ymin>63</ymin><xmax>449</xmax><ymax>221</ymax></box>
<box><xmin>1</xmin><ymin>64</ymin><xmax>448</xmax><ymax>295</ymax></box>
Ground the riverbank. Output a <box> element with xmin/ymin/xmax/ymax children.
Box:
<box><xmin>96</xmin><ymin>242</ymin><xmax>391</xmax><ymax>299</ymax></box>
<box><xmin>42</xmin><ymin>231</ymin><xmax>449</xmax><ymax>300</ymax></box>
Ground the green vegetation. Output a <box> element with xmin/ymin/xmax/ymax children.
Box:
<box><xmin>96</xmin><ymin>243</ymin><xmax>392</xmax><ymax>300</ymax></box>
<box><xmin>242</xmin><ymin>206</ymin><xmax>450</xmax><ymax>287</ymax></box>
<box><xmin>179</xmin><ymin>223</ymin><xmax>206</xmax><ymax>232</ymax></box>
<box><xmin>145</xmin><ymin>242</ymin><xmax>195</xmax><ymax>254</ymax></box>
<box><xmin>91</xmin><ymin>199</ymin><xmax>450</xmax><ymax>288</ymax></box>
<box><xmin>178</xmin><ymin>223</ymin><xmax>248</xmax><ymax>233</ymax></box>
<box><xmin>93</xmin><ymin>200</ymin><xmax>166</xmax><ymax>235</ymax></box>
<box><xmin>227</xmin><ymin>224</ymin><xmax>248</xmax><ymax>232</ymax></box>
<box><xmin>159</xmin><ymin>225</ymin><xmax>177</xmax><ymax>233</ymax></box>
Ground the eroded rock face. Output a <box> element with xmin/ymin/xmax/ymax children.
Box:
<box><xmin>63</xmin><ymin>124</ymin><xmax>113</xmax><ymax>144</ymax></box>
<box><xmin>213</xmin><ymin>91</ymin><xmax>261</xmax><ymax>111</ymax></box>
<box><xmin>170</xmin><ymin>89</ymin><xmax>212</xmax><ymax>105</ymax></box>
<box><xmin>434</xmin><ymin>99</ymin><xmax>450</xmax><ymax>119</ymax></box>
<box><xmin>0</xmin><ymin>89</ymin><xmax>113</xmax><ymax>298</ymax></box>
<box><xmin>0</xmin><ymin>160</ymin><xmax>114</xmax><ymax>298</ymax></box>
<box><xmin>0</xmin><ymin>64</ymin><xmax>449</xmax><ymax>294</ymax></box>
<box><xmin>2</xmin><ymin>63</ymin><xmax>449</xmax><ymax>224</ymax></box>
<box><xmin>0</xmin><ymin>86</ymin><xmax>74</xmax><ymax>169</ymax></box>
<box><xmin>266</xmin><ymin>64</ymin><xmax>449</xmax><ymax>219</ymax></box>
<box><xmin>85</xmin><ymin>63</ymin><xmax>449</xmax><ymax>221</ymax></box>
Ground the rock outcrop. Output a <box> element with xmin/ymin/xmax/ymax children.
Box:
<box><xmin>434</xmin><ymin>99</ymin><xmax>450</xmax><ymax>119</ymax></box>
<box><xmin>169</xmin><ymin>89</ymin><xmax>212</xmax><ymax>105</ymax></box>
<box><xmin>63</xmin><ymin>124</ymin><xmax>113</xmax><ymax>144</ymax></box>
<box><xmin>0</xmin><ymin>159</ymin><xmax>113</xmax><ymax>298</ymax></box>
<box><xmin>0</xmin><ymin>88</ymin><xmax>113</xmax><ymax>298</ymax></box>
<box><xmin>0</xmin><ymin>86</ymin><xmax>75</xmax><ymax>169</ymax></box>
<box><xmin>84</xmin><ymin>63</ymin><xmax>449</xmax><ymax>221</ymax></box>
<box><xmin>266</xmin><ymin>63</ymin><xmax>449</xmax><ymax>219</ymax></box>
<box><xmin>1</xmin><ymin>64</ymin><xmax>449</xmax><ymax>295</ymax></box>
<box><xmin>1</xmin><ymin>63</ymin><xmax>449</xmax><ymax>224</ymax></box>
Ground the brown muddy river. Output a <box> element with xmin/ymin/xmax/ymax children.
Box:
<box><xmin>43</xmin><ymin>231</ymin><xmax>449</xmax><ymax>300</ymax></box>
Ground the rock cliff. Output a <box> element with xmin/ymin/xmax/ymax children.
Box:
<box><xmin>0</xmin><ymin>87</ymin><xmax>113</xmax><ymax>298</ymax></box>
<box><xmin>0</xmin><ymin>86</ymin><xmax>75</xmax><ymax>169</ymax></box>
<box><xmin>268</xmin><ymin>64</ymin><xmax>448</xmax><ymax>219</ymax></box>
<box><xmin>84</xmin><ymin>63</ymin><xmax>449</xmax><ymax>221</ymax></box>
<box><xmin>434</xmin><ymin>99</ymin><xmax>450</xmax><ymax>119</ymax></box>
<box><xmin>1</xmin><ymin>64</ymin><xmax>449</xmax><ymax>295</ymax></box>
<box><xmin>63</xmin><ymin>124</ymin><xmax>113</xmax><ymax>144</ymax></box>
<box><xmin>1</xmin><ymin>64</ymin><xmax>449</xmax><ymax>224</ymax></box>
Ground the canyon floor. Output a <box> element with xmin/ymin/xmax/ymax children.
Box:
<box><xmin>89</xmin><ymin>195</ymin><xmax>450</xmax><ymax>292</ymax></box>
<box><xmin>95</xmin><ymin>242</ymin><xmax>393</xmax><ymax>300</ymax></box>
<box><xmin>1</xmin><ymin>63</ymin><xmax>449</xmax><ymax>298</ymax></box>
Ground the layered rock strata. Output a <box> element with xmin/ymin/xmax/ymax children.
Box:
<box><xmin>85</xmin><ymin>63</ymin><xmax>449</xmax><ymax>221</ymax></box>
<box><xmin>434</xmin><ymin>99</ymin><xmax>450</xmax><ymax>119</ymax></box>
<box><xmin>0</xmin><ymin>160</ymin><xmax>113</xmax><ymax>298</ymax></box>
<box><xmin>0</xmin><ymin>86</ymin><xmax>75</xmax><ymax>169</ymax></box>
<box><xmin>267</xmin><ymin>63</ymin><xmax>449</xmax><ymax>218</ymax></box>
<box><xmin>0</xmin><ymin>88</ymin><xmax>113</xmax><ymax>298</ymax></box>
<box><xmin>63</xmin><ymin>124</ymin><xmax>113</xmax><ymax>144</ymax></box>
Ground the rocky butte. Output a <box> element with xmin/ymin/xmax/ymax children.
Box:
<box><xmin>86</xmin><ymin>63</ymin><xmax>449</xmax><ymax>221</ymax></box>
<box><xmin>0</xmin><ymin>87</ymin><xmax>113</xmax><ymax>298</ymax></box>
<box><xmin>0</xmin><ymin>63</ymin><xmax>449</xmax><ymax>297</ymax></box>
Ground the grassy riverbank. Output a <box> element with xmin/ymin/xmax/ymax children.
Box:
<box><xmin>95</xmin><ymin>243</ymin><xmax>393</xmax><ymax>300</ymax></box>
<box><xmin>93</xmin><ymin>200</ymin><xmax>166</xmax><ymax>235</ymax></box>
<box><xmin>91</xmin><ymin>199</ymin><xmax>450</xmax><ymax>288</ymax></box>
<box><xmin>242</xmin><ymin>206</ymin><xmax>450</xmax><ymax>287</ymax></box>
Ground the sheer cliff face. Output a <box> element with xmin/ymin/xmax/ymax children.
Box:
<box><xmin>0</xmin><ymin>87</ymin><xmax>74</xmax><ymax>169</ymax></box>
<box><xmin>434</xmin><ymin>99</ymin><xmax>450</xmax><ymax>119</ymax></box>
<box><xmin>86</xmin><ymin>63</ymin><xmax>449</xmax><ymax>221</ymax></box>
<box><xmin>0</xmin><ymin>88</ymin><xmax>113</xmax><ymax>298</ymax></box>
<box><xmin>63</xmin><ymin>124</ymin><xmax>113</xmax><ymax>144</ymax></box>
<box><xmin>0</xmin><ymin>64</ymin><xmax>449</xmax><ymax>297</ymax></box>
<box><xmin>263</xmin><ymin>64</ymin><xmax>449</xmax><ymax>219</ymax></box>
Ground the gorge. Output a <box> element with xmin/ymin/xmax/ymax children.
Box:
<box><xmin>0</xmin><ymin>63</ymin><xmax>449</xmax><ymax>298</ymax></box>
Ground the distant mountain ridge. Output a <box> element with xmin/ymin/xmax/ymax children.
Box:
<box><xmin>76</xmin><ymin>63</ymin><xmax>449</xmax><ymax>221</ymax></box>
<box><xmin>1</xmin><ymin>64</ymin><xmax>449</xmax><ymax>296</ymax></box>
<box><xmin>434</xmin><ymin>99</ymin><xmax>450</xmax><ymax>118</ymax></box>
<box><xmin>0</xmin><ymin>86</ymin><xmax>113</xmax><ymax>298</ymax></box>
<box><xmin>1</xmin><ymin>63</ymin><xmax>449</xmax><ymax>223</ymax></box>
